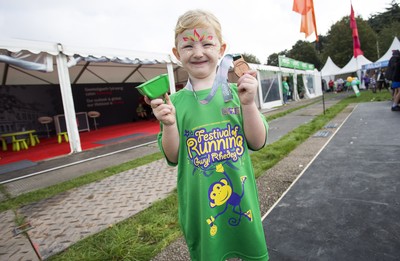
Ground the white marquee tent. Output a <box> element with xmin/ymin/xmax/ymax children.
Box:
<box><xmin>319</xmin><ymin>54</ymin><xmax>372</xmax><ymax>79</ymax></box>
<box><xmin>0</xmin><ymin>38</ymin><xmax>180</xmax><ymax>153</ymax></box>
<box><xmin>318</xmin><ymin>37</ymin><xmax>400</xmax><ymax>77</ymax></box>
<box><xmin>320</xmin><ymin>56</ymin><xmax>341</xmax><ymax>88</ymax></box>
<box><xmin>337</xmin><ymin>55</ymin><xmax>372</xmax><ymax>76</ymax></box>
<box><xmin>362</xmin><ymin>37</ymin><xmax>400</xmax><ymax>70</ymax></box>
<box><xmin>321</xmin><ymin>56</ymin><xmax>341</xmax><ymax>77</ymax></box>
<box><xmin>319</xmin><ymin>54</ymin><xmax>372</xmax><ymax>90</ymax></box>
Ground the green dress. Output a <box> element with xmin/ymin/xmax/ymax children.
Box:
<box><xmin>158</xmin><ymin>84</ymin><xmax>269</xmax><ymax>261</ymax></box>
<box><xmin>282</xmin><ymin>81</ymin><xmax>289</xmax><ymax>94</ymax></box>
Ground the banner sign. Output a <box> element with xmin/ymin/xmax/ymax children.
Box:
<box><xmin>361</xmin><ymin>60</ymin><xmax>388</xmax><ymax>70</ymax></box>
<box><xmin>278</xmin><ymin>56</ymin><xmax>315</xmax><ymax>70</ymax></box>
<box><xmin>73</xmin><ymin>83</ymin><xmax>143</xmax><ymax>126</ymax></box>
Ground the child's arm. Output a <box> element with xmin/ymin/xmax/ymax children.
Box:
<box><xmin>146</xmin><ymin>94</ymin><xmax>179</xmax><ymax>163</ymax></box>
<box><xmin>237</xmin><ymin>71</ymin><xmax>267</xmax><ymax>150</ymax></box>
<box><xmin>161</xmin><ymin>122</ymin><xmax>179</xmax><ymax>163</ymax></box>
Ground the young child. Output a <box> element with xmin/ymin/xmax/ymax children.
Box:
<box><xmin>146</xmin><ymin>9</ymin><xmax>269</xmax><ymax>261</ymax></box>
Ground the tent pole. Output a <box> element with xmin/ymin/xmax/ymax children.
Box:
<box><xmin>167</xmin><ymin>62</ymin><xmax>176</xmax><ymax>94</ymax></box>
<box><xmin>56</xmin><ymin>44</ymin><xmax>82</xmax><ymax>153</ymax></box>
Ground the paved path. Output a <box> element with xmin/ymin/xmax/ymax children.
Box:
<box><xmin>0</xmin><ymin>93</ymin><xmax>349</xmax><ymax>260</ymax></box>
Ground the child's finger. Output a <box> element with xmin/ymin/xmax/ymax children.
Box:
<box><xmin>144</xmin><ymin>96</ymin><xmax>151</xmax><ymax>105</ymax></box>
<box><xmin>244</xmin><ymin>70</ymin><xmax>257</xmax><ymax>78</ymax></box>
<box><xmin>164</xmin><ymin>93</ymin><xmax>172</xmax><ymax>105</ymax></box>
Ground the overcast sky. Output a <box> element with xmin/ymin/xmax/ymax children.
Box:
<box><xmin>0</xmin><ymin>0</ymin><xmax>394</xmax><ymax>63</ymax></box>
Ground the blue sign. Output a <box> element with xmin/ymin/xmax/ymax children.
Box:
<box><xmin>362</xmin><ymin>60</ymin><xmax>389</xmax><ymax>70</ymax></box>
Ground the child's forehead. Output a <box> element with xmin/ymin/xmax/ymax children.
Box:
<box><xmin>178</xmin><ymin>28</ymin><xmax>217</xmax><ymax>42</ymax></box>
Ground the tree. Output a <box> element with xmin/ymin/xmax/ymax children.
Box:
<box><xmin>287</xmin><ymin>40</ymin><xmax>322</xmax><ymax>69</ymax></box>
<box><xmin>242</xmin><ymin>53</ymin><xmax>260</xmax><ymax>64</ymax></box>
<box><xmin>378</xmin><ymin>21</ymin><xmax>400</xmax><ymax>56</ymax></box>
<box><xmin>356</xmin><ymin>17</ymin><xmax>379</xmax><ymax>61</ymax></box>
<box><xmin>368</xmin><ymin>1</ymin><xmax>400</xmax><ymax>34</ymax></box>
<box><xmin>315</xmin><ymin>35</ymin><xmax>327</xmax><ymax>54</ymax></box>
<box><xmin>266</xmin><ymin>50</ymin><xmax>288</xmax><ymax>66</ymax></box>
<box><xmin>322</xmin><ymin>16</ymin><xmax>377</xmax><ymax>67</ymax></box>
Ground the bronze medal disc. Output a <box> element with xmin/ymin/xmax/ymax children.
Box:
<box><xmin>233</xmin><ymin>57</ymin><xmax>250</xmax><ymax>77</ymax></box>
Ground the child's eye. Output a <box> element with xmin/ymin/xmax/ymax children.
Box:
<box><xmin>203</xmin><ymin>43</ymin><xmax>214</xmax><ymax>47</ymax></box>
<box><xmin>182</xmin><ymin>44</ymin><xmax>193</xmax><ymax>49</ymax></box>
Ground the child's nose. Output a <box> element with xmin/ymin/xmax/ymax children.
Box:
<box><xmin>192</xmin><ymin>45</ymin><xmax>204</xmax><ymax>57</ymax></box>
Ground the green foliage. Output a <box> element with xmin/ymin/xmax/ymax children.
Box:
<box><xmin>315</xmin><ymin>34</ymin><xmax>327</xmax><ymax>54</ymax></box>
<box><xmin>377</xmin><ymin>21</ymin><xmax>400</xmax><ymax>55</ymax></box>
<box><xmin>322</xmin><ymin>19</ymin><xmax>353</xmax><ymax>67</ymax></box>
<box><xmin>287</xmin><ymin>40</ymin><xmax>322</xmax><ymax>69</ymax></box>
<box><xmin>242</xmin><ymin>53</ymin><xmax>261</xmax><ymax>64</ymax></box>
<box><xmin>266</xmin><ymin>50</ymin><xmax>288</xmax><ymax>66</ymax></box>
<box><xmin>368</xmin><ymin>1</ymin><xmax>400</xmax><ymax>33</ymax></box>
<box><xmin>324</xmin><ymin>16</ymin><xmax>377</xmax><ymax>67</ymax></box>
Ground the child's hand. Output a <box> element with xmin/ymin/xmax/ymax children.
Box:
<box><xmin>237</xmin><ymin>70</ymin><xmax>258</xmax><ymax>105</ymax></box>
<box><xmin>145</xmin><ymin>94</ymin><xmax>176</xmax><ymax>126</ymax></box>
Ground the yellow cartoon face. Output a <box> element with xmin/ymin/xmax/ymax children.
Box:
<box><xmin>209</xmin><ymin>179</ymin><xmax>232</xmax><ymax>207</ymax></box>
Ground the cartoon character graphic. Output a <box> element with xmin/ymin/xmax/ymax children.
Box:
<box><xmin>206</xmin><ymin>164</ymin><xmax>253</xmax><ymax>236</ymax></box>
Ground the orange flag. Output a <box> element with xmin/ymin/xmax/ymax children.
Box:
<box><xmin>293</xmin><ymin>0</ymin><xmax>319</xmax><ymax>41</ymax></box>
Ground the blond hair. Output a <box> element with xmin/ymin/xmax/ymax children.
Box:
<box><xmin>174</xmin><ymin>9</ymin><xmax>223</xmax><ymax>47</ymax></box>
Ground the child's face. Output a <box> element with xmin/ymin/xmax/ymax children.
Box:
<box><xmin>173</xmin><ymin>27</ymin><xmax>226</xmax><ymax>81</ymax></box>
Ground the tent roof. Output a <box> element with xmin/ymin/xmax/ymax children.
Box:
<box><xmin>376</xmin><ymin>36</ymin><xmax>400</xmax><ymax>63</ymax></box>
<box><xmin>0</xmin><ymin>38</ymin><xmax>60</xmax><ymax>55</ymax></box>
<box><xmin>362</xmin><ymin>37</ymin><xmax>400</xmax><ymax>70</ymax></box>
<box><xmin>0</xmin><ymin>38</ymin><xmax>188</xmax><ymax>86</ymax></box>
<box><xmin>0</xmin><ymin>38</ymin><xmax>174</xmax><ymax>63</ymax></box>
<box><xmin>320</xmin><ymin>57</ymin><xmax>341</xmax><ymax>77</ymax></box>
<box><xmin>337</xmin><ymin>55</ymin><xmax>372</xmax><ymax>75</ymax></box>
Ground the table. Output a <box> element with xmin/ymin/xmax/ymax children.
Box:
<box><xmin>0</xmin><ymin>130</ymin><xmax>37</xmax><ymax>151</ymax></box>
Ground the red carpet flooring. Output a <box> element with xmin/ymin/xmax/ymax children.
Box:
<box><xmin>0</xmin><ymin>120</ymin><xmax>160</xmax><ymax>165</ymax></box>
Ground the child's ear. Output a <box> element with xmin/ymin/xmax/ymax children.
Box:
<box><xmin>172</xmin><ymin>47</ymin><xmax>181</xmax><ymax>61</ymax></box>
<box><xmin>219</xmin><ymin>43</ymin><xmax>227</xmax><ymax>59</ymax></box>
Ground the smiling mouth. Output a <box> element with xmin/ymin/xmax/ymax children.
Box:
<box><xmin>191</xmin><ymin>60</ymin><xmax>208</xmax><ymax>64</ymax></box>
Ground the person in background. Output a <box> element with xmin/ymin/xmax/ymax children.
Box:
<box><xmin>328</xmin><ymin>79</ymin><xmax>334</xmax><ymax>92</ymax></box>
<box><xmin>136</xmin><ymin>103</ymin><xmax>148</xmax><ymax>120</ymax></box>
<box><xmin>363</xmin><ymin>73</ymin><xmax>370</xmax><ymax>90</ymax></box>
<box><xmin>370</xmin><ymin>72</ymin><xmax>377</xmax><ymax>93</ymax></box>
<box><xmin>146</xmin><ymin>9</ymin><xmax>269</xmax><ymax>261</ymax></box>
<box><xmin>388</xmin><ymin>50</ymin><xmax>400</xmax><ymax>111</ymax></box>
<box><xmin>336</xmin><ymin>78</ymin><xmax>344</xmax><ymax>92</ymax></box>
<box><xmin>282</xmin><ymin>76</ymin><xmax>289</xmax><ymax>104</ymax></box>
<box><xmin>377</xmin><ymin>68</ymin><xmax>388</xmax><ymax>92</ymax></box>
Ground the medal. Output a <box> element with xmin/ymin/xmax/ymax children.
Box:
<box><xmin>233</xmin><ymin>56</ymin><xmax>250</xmax><ymax>77</ymax></box>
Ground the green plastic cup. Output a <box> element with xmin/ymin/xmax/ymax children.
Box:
<box><xmin>136</xmin><ymin>74</ymin><xmax>169</xmax><ymax>99</ymax></box>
